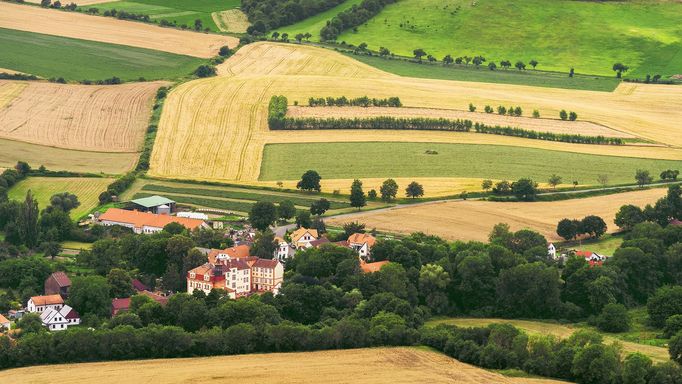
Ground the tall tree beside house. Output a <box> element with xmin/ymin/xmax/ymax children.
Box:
<box><xmin>297</xmin><ymin>170</ymin><xmax>322</xmax><ymax>192</ymax></box>
<box><xmin>405</xmin><ymin>181</ymin><xmax>424</xmax><ymax>199</ymax></box>
<box><xmin>18</xmin><ymin>191</ymin><xmax>39</xmax><ymax>248</ymax></box>
<box><xmin>380</xmin><ymin>179</ymin><xmax>399</xmax><ymax>202</ymax></box>
<box><xmin>251</xmin><ymin>229</ymin><xmax>277</xmax><ymax>259</ymax></box>
<box><xmin>350</xmin><ymin>179</ymin><xmax>366</xmax><ymax>210</ymax></box>
<box><xmin>249</xmin><ymin>201</ymin><xmax>278</xmax><ymax>231</ymax></box>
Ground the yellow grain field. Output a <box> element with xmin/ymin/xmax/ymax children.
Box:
<box><xmin>0</xmin><ymin>80</ymin><xmax>165</xmax><ymax>152</ymax></box>
<box><xmin>0</xmin><ymin>347</ymin><xmax>569</xmax><ymax>384</ymax></box>
<box><xmin>150</xmin><ymin>42</ymin><xmax>682</xmax><ymax>189</ymax></box>
<box><xmin>0</xmin><ymin>2</ymin><xmax>238</xmax><ymax>58</ymax></box>
<box><xmin>287</xmin><ymin>106</ymin><xmax>635</xmax><ymax>138</ymax></box>
<box><xmin>212</xmin><ymin>9</ymin><xmax>250</xmax><ymax>33</ymax></box>
<box><xmin>24</xmin><ymin>0</ymin><xmax>112</xmax><ymax>4</ymax></box>
<box><xmin>326</xmin><ymin>188</ymin><xmax>668</xmax><ymax>242</ymax></box>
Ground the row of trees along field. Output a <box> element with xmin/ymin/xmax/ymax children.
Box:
<box><xmin>242</xmin><ymin>0</ymin><xmax>346</xmax><ymax>35</ymax></box>
<box><xmin>319</xmin><ymin>0</ymin><xmax>397</xmax><ymax>41</ymax></box>
<box><xmin>7</xmin><ymin>214</ymin><xmax>682</xmax><ymax>383</ymax></box>
<box><xmin>307</xmin><ymin>96</ymin><xmax>402</xmax><ymax>107</ymax></box>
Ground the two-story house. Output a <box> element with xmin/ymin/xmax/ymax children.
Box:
<box><xmin>291</xmin><ymin>228</ymin><xmax>319</xmax><ymax>249</ymax></box>
<box><xmin>347</xmin><ymin>233</ymin><xmax>377</xmax><ymax>260</ymax></box>
<box><xmin>274</xmin><ymin>236</ymin><xmax>293</xmax><ymax>261</ymax></box>
<box><xmin>250</xmin><ymin>258</ymin><xmax>284</xmax><ymax>294</ymax></box>
<box><xmin>27</xmin><ymin>294</ymin><xmax>64</xmax><ymax>314</ymax></box>
<box><xmin>40</xmin><ymin>305</ymin><xmax>80</xmax><ymax>331</ymax></box>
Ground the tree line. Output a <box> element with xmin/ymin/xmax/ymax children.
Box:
<box><xmin>307</xmin><ymin>96</ymin><xmax>402</xmax><ymax>107</ymax></box>
<box><xmin>242</xmin><ymin>0</ymin><xmax>345</xmax><ymax>35</ymax></box>
<box><xmin>320</xmin><ymin>0</ymin><xmax>397</xmax><ymax>41</ymax></box>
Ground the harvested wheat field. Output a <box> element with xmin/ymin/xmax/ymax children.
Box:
<box><xmin>150</xmin><ymin>42</ymin><xmax>682</xmax><ymax>187</ymax></box>
<box><xmin>212</xmin><ymin>9</ymin><xmax>250</xmax><ymax>33</ymax></box>
<box><xmin>327</xmin><ymin>188</ymin><xmax>668</xmax><ymax>242</ymax></box>
<box><xmin>0</xmin><ymin>80</ymin><xmax>165</xmax><ymax>152</ymax></box>
<box><xmin>287</xmin><ymin>106</ymin><xmax>634</xmax><ymax>138</ymax></box>
<box><xmin>0</xmin><ymin>347</ymin><xmax>568</xmax><ymax>384</ymax></box>
<box><xmin>24</xmin><ymin>0</ymin><xmax>111</xmax><ymax>4</ymax></box>
<box><xmin>0</xmin><ymin>2</ymin><xmax>238</xmax><ymax>58</ymax></box>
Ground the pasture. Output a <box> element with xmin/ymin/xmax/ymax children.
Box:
<box><xmin>336</xmin><ymin>0</ymin><xmax>682</xmax><ymax>77</ymax></box>
<box><xmin>0</xmin><ymin>80</ymin><xmax>164</xmax><ymax>152</ymax></box>
<box><xmin>0</xmin><ymin>2</ymin><xmax>238</xmax><ymax>58</ymax></box>
<box><xmin>8</xmin><ymin>177</ymin><xmax>115</xmax><ymax>219</ymax></box>
<box><xmin>0</xmin><ymin>28</ymin><xmax>203</xmax><ymax>81</ymax></box>
<box><xmin>93</xmin><ymin>0</ymin><xmax>241</xmax><ymax>32</ymax></box>
<box><xmin>326</xmin><ymin>188</ymin><xmax>668</xmax><ymax>242</ymax></box>
<box><xmin>260</xmin><ymin>142</ymin><xmax>682</xmax><ymax>185</ymax></box>
<box><xmin>430</xmin><ymin>318</ymin><xmax>668</xmax><ymax>363</ymax></box>
<box><xmin>0</xmin><ymin>347</ymin><xmax>568</xmax><ymax>384</ymax></box>
<box><xmin>0</xmin><ymin>138</ymin><xmax>139</xmax><ymax>175</ymax></box>
<box><xmin>149</xmin><ymin>42</ymin><xmax>682</xmax><ymax>190</ymax></box>
<box><xmin>277</xmin><ymin>0</ymin><xmax>364</xmax><ymax>40</ymax></box>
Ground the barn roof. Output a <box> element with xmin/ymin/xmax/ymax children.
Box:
<box><xmin>130</xmin><ymin>195</ymin><xmax>175</xmax><ymax>208</ymax></box>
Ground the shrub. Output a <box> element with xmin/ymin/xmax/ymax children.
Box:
<box><xmin>194</xmin><ymin>65</ymin><xmax>216</xmax><ymax>78</ymax></box>
<box><xmin>596</xmin><ymin>303</ymin><xmax>630</xmax><ymax>332</ymax></box>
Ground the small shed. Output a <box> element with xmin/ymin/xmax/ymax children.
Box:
<box><xmin>129</xmin><ymin>195</ymin><xmax>176</xmax><ymax>214</ymax></box>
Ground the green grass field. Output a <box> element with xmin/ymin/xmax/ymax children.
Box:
<box><xmin>0</xmin><ymin>28</ymin><xmax>203</xmax><ymax>81</ymax></box>
<box><xmin>8</xmin><ymin>177</ymin><xmax>115</xmax><ymax>219</ymax></box>
<box><xmin>334</xmin><ymin>0</ymin><xmax>682</xmax><ymax>77</ymax></box>
<box><xmin>277</xmin><ymin>0</ymin><xmax>363</xmax><ymax>40</ymax></box>
<box><xmin>260</xmin><ymin>142</ymin><xmax>682</xmax><ymax>185</ymax></box>
<box><xmin>92</xmin><ymin>0</ymin><xmax>240</xmax><ymax>32</ymax></box>
<box><xmin>345</xmin><ymin>53</ymin><xmax>621</xmax><ymax>91</ymax></box>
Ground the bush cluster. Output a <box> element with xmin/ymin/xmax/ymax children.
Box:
<box><xmin>473</xmin><ymin>123</ymin><xmax>623</xmax><ymax>145</ymax></box>
<box><xmin>242</xmin><ymin>0</ymin><xmax>345</xmax><ymax>35</ymax></box>
<box><xmin>98</xmin><ymin>173</ymin><xmax>136</xmax><ymax>204</ymax></box>
<box><xmin>320</xmin><ymin>0</ymin><xmax>397</xmax><ymax>41</ymax></box>
<box><xmin>268</xmin><ymin>95</ymin><xmax>288</xmax><ymax>130</ymax></box>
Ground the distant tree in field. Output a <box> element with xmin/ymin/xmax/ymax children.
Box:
<box><xmin>573</xmin><ymin>180</ymin><xmax>579</xmax><ymax>189</ymax></box>
<box><xmin>500</xmin><ymin>60</ymin><xmax>512</xmax><ymax>69</ymax></box>
<box><xmin>297</xmin><ymin>170</ymin><xmax>322</xmax><ymax>192</ymax></box>
<box><xmin>295</xmin><ymin>33</ymin><xmax>304</xmax><ymax>43</ymax></box>
<box><xmin>350</xmin><ymin>179</ymin><xmax>366</xmax><ymax>210</ymax></box>
<box><xmin>379</xmin><ymin>47</ymin><xmax>391</xmax><ymax>57</ymax></box>
<box><xmin>559</xmin><ymin>110</ymin><xmax>568</xmax><ymax>120</ymax></box>
<box><xmin>597</xmin><ymin>174</ymin><xmax>609</xmax><ymax>187</ymax></box>
<box><xmin>427</xmin><ymin>55</ymin><xmax>436</xmax><ymax>63</ymax></box>
<box><xmin>488</xmin><ymin>62</ymin><xmax>497</xmax><ymax>71</ymax></box>
<box><xmin>582</xmin><ymin>215</ymin><xmax>607</xmax><ymax>238</ymax></box>
<box><xmin>310</xmin><ymin>198</ymin><xmax>330</xmax><ymax>216</ymax></box>
<box><xmin>569</xmin><ymin>68</ymin><xmax>575</xmax><ymax>77</ymax></box>
<box><xmin>557</xmin><ymin>218</ymin><xmax>578</xmax><ymax>241</ymax></box>
<box><xmin>612</xmin><ymin>63</ymin><xmax>629</xmax><ymax>78</ymax></box>
<box><xmin>194</xmin><ymin>19</ymin><xmax>203</xmax><ymax>31</ymax></box>
<box><xmin>343</xmin><ymin>221</ymin><xmax>366</xmax><ymax>238</ymax></box>
<box><xmin>532</xmin><ymin>109</ymin><xmax>540</xmax><ymax>118</ymax></box>
<box><xmin>194</xmin><ymin>65</ymin><xmax>216</xmax><ymax>78</ymax></box>
<box><xmin>249</xmin><ymin>202</ymin><xmax>277</xmax><ymax>231</ymax></box>
<box><xmin>405</xmin><ymin>181</ymin><xmax>424</xmax><ymax>199</ymax></box>
<box><xmin>357</xmin><ymin>42</ymin><xmax>368</xmax><ymax>51</ymax></box>
<box><xmin>481</xmin><ymin>179</ymin><xmax>493</xmax><ymax>192</ymax></box>
<box><xmin>367</xmin><ymin>189</ymin><xmax>377</xmax><ymax>200</ymax></box>
<box><xmin>219</xmin><ymin>46</ymin><xmax>232</xmax><ymax>57</ymax></box>
<box><xmin>515</xmin><ymin>61</ymin><xmax>526</xmax><ymax>70</ymax></box>
<box><xmin>468</xmin><ymin>103</ymin><xmax>476</xmax><ymax>112</ymax></box>
<box><xmin>271</xmin><ymin>31</ymin><xmax>280</xmax><ymax>40</ymax></box>
<box><xmin>548</xmin><ymin>174</ymin><xmax>562</xmax><ymax>189</ymax></box>
<box><xmin>661</xmin><ymin>169</ymin><xmax>680</xmax><ymax>181</ymax></box>
<box><xmin>413</xmin><ymin>48</ymin><xmax>427</xmax><ymax>61</ymax></box>
<box><xmin>304</xmin><ymin>33</ymin><xmax>312</xmax><ymax>41</ymax></box>
<box><xmin>484</xmin><ymin>105</ymin><xmax>494</xmax><ymax>113</ymax></box>
<box><xmin>635</xmin><ymin>169</ymin><xmax>653</xmax><ymax>187</ymax></box>
<box><xmin>569</xmin><ymin>111</ymin><xmax>578</xmax><ymax>121</ymax></box>
<box><xmin>513</xmin><ymin>106</ymin><xmax>522</xmax><ymax>116</ymax></box>
<box><xmin>472</xmin><ymin>55</ymin><xmax>485</xmax><ymax>68</ymax></box>
<box><xmin>493</xmin><ymin>180</ymin><xmax>512</xmax><ymax>194</ymax></box>
<box><xmin>464</xmin><ymin>56</ymin><xmax>472</xmax><ymax>65</ymax></box>
<box><xmin>454</xmin><ymin>57</ymin><xmax>463</xmax><ymax>64</ymax></box>
<box><xmin>281</xmin><ymin>33</ymin><xmax>289</xmax><ymax>42</ymax></box>
<box><xmin>653</xmin><ymin>74</ymin><xmax>662</xmax><ymax>83</ymax></box>
<box><xmin>40</xmin><ymin>0</ymin><xmax>50</xmax><ymax>6</ymax></box>
<box><xmin>497</xmin><ymin>106</ymin><xmax>507</xmax><ymax>115</ymax></box>
<box><xmin>529</xmin><ymin>59</ymin><xmax>538</xmax><ymax>69</ymax></box>
<box><xmin>443</xmin><ymin>54</ymin><xmax>454</xmax><ymax>65</ymax></box>
<box><xmin>380</xmin><ymin>179</ymin><xmax>399</xmax><ymax>202</ymax></box>
<box><xmin>48</xmin><ymin>192</ymin><xmax>80</xmax><ymax>213</ymax></box>
<box><xmin>512</xmin><ymin>179</ymin><xmax>538</xmax><ymax>201</ymax></box>
<box><xmin>278</xmin><ymin>200</ymin><xmax>296</xmax><ymax>222</ymax></box>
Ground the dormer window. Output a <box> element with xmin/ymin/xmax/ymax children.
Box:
<box><xmin>190</xmin><ymin>272</ymin><xmax>196</xmax><ymax>279</ymax></box>
<box><xmin>204</xmin><ymin>274</ymin><xmax>210</xmax><ymax>281</ymax></box>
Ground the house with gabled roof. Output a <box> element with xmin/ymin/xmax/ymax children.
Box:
<box><xmin>208</xmin><ymin>244</ymin><xmax>251</xmax><ymax>264</ymax></box>
<box><xmin>0</xmin><ymin>314</ymin><xmax>10</xmax><ymax>331</ymax></box>
<box><xmin>27</xmin><ymin>294</ymin><xmax>64</xmax><ymax>314</ymax></box>
<box><xmin>40</xmin><ymin>304</ymin><xmax>80</xmax><ymax>331</ymax></box>
<box><xmin>98</xmin><ymin>208</ymin><xmax>208</xmax><ymax>234</ymax></box>
<box><xmin>291</xmin><ymin>228</ymin><xmax>318</xmax><ymax>249</ymax></box>
<box><xmin>360</xmin><ymin>260</ymin><xmax>390</xmax><ymax>273</ymax></box>
<box><xmin>111</xmin><ymin>290</ymin><xmax>168</xmax><ymax>316</ymax></box>
<box><xmin>44</xmin><ymin>271</ymin><xmax>71</xmax><ymax>298</ymax></box>
<box><xmin>347</xmin><ymin>233</ymin><xmax>377</xmax><ymax>260</ymax></box>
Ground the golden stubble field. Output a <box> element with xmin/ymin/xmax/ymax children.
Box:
<box><xmin>0</xmin><ymin>347</ymin><xmax>569</xmax><ymax>384</ymax></box>
<box><xmin>327</xmin><ymin>188</ymin><xmax>668</xmax><ymax>242</ymax></box>
<box><xmin>0</xmin><ymin>2</ymin><xmax>238</xmax><ymax>58</ymax></box>
<box><xmin>0</xmin><ymin>80</ymin><xmax>165</xmax><ymax>152</ymax></box>
<box><xmin>150</xmin><ymin>42</ymin><xmax>682</xmax><ymax>193</ymax></box>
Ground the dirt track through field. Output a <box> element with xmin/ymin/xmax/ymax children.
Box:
<box><xmin>0</xmin><ymin>80</ymin><xmax>165</xmax><ymax>152</ymax></box>
<box><xmin>0</xmin><ymin>2</ymin><xmax>238</xmax><ymax>58</ymax></box>
<box><xmin>0</xmin><ymin>347</ymin><xmax>569</xmax><ymax>384</ymax></box>
<box><xmin>287</xmin><ymin>106</ymin><xmax>635</xmax><ymax>138</ymax></box>
<box><xmin>327</xmin><ymin>188</ymin><xmax>668</xmax><ymax>242</ymax></box>
<box><xmin>150</xmin><ymin>42</ymin><xmax>682</xmax><ymax>186</ymax></box>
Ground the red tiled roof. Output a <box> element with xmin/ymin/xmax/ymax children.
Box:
<box><xmin>253</xmin><ymin>259</ymin><xmax>279</xmax><ymax>269</ymax></box>
<box><xmin>64</xmin><ymin>307</ymin><xmax>80</xmax><ymax>319</ymax></box>
<box><xmin>310</xmin><ymin>238</ymin><xmax>330</xmax><ymax>248</ymax></box>
<box><xmin>360</xmin><ymin>260</ymin><xmax>389</xmax><ymax>273</ymax></box>
<box><xmin>0</xmin><ymin>314</ymin><xmax>9</xmax><ymax>324</ymax></box>
<box><xmin>132</xmin><ymin>279</ymin><xmax>149</xmax><ymax>292</ymax></box>
<box><xmin>99</xmin><ymin>208</ymin><xmax>205</xmax><ymax>231</ymax></box>
<box><xmin>111</xmin><ymin>297</ymin><xmax>131</xmax><ymax>311</ymax></box>
<box><xmin>347</xmin><ymin>233</ymin><xmax>376</xmax><ymax>247</ymax></box>
<box><xmin>575</xmin><ymin>250</ymin><xmax>593</xmax><ymax>257</ymax></box>
<box><xmin>49</xmin><ymin>271</ymin><xmax>71</xmax><ymax>287</ymax></box>
<box><xmin>208</xmin><ymin>244</ymin><xmax>251</xmax><ymax>263</ymax></box>
<box><xmin>30</xmin><ymin>294</ymin><xmax>64</xmax><ymax>306</ymax></box>
<box><xmin>111</xmin><ymin>291</ymin><xmax>168</xmax><ymax>315</ymax></box>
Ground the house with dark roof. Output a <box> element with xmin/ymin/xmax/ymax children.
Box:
<box><xmin>128</xmin><ymin>195</ymin><xmax>176</xmax><ymax>214</ymax></box>
<box><xmin>132</xmin><ymin>279</ymin><xmax>150</xmax><ymax>292</ymax></box>
<box><xmin>44</xmin><ymin>272</ymin><xmax>71</xmax><ymax>298</ymax></box>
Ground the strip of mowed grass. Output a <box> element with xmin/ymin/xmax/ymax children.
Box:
<box><xmin>93</xmin><ymin>0</ymin><xmax>240</xmax><ymax>31</ymax></box>
<box><xmin>141</xmin><ymin>184</ymin><xmax>349</xmax><ymax>208</ymax></box>
<box><xmin>133</xmin><ymin>192</ymin><xmax>256</xmax><ymax>213</ymax></box>
<box><xmin>345</xmin><ymin>54</ymin><xmax>620</xmax><ymax>92</ymax></box>
<box><xmin>0</xmin><ymin>28</ymin><xmax>203</xmax><ymax>81</ymax></box>
<box><xmin>336</xmin><ymin>0</ymin><xmax>682</xmax><ymax>77</ymax></box>
<box><xmin>8</xmin><ymin>177</ymin><xmax>115</xmax><ymax>219</ymax></box>
<box><xmin>260</xmin><ymin>142</ymin><xmax>682</xmax><ymax>185</ymax></box>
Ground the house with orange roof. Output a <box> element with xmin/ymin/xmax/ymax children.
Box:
<box><xmin>98</xmin><ymin>208</ymin><xmax>208</xmax><ymax>234</ymax></box>
<box><xmin>347</xmin><ymin>233</ymin><xmax>377</xmax><ymax>260</ymax></box>
<box><xmin>291</xmin><ymin>227</ymin><xmax>319</xmax><ymax>249</ymax></box>
<box><xmin>0</xmin><ymin>314</ymin><xmax>10</xmax><ymax>331</ymax></box>
<box><xmin>207</xmin><ymin>244</ymin><xmax>251</xmax><ymax>264</ymax></box>
<box><xmin>27</xmin><ymin>294</ymin><xmax>64</xmax><ymax>314</ymax></box>
<box><xmin>187</xmin><ymin>255</ymin><xmax>284</xmax><ymax>298</ymax></box>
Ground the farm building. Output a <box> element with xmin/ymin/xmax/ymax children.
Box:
<box><xmin>128</xmin><ymin>195</ymin><xmax>176</xmax><ymax>214</ymax></box>
<box><xmin>27</xmin><ymin>294</ymin><xmax>64</xmax><ymax>314</ymax></box>
<box><xmin>98</xmin><ymin>208</ymin><xmax>208</xmax><ymax>234</ymax></box>
<box><xmin>44</xmin><ymin>271</ymin><xmax>71</xmax><ymax>298</ymax></box>
<box><xmin>177</xmin><ymin>211</ymin><xmax>209</xmax><ymax>220</ymax></box>
<box><xmin>40</xmin><ymin>305</ymin><xmax>80</xmax><ymax>331</ymax></box>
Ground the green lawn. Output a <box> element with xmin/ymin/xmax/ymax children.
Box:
<box><xmin>92</xmin><ymin>0</ymin><xmax>241</xmax><ymax>32</ymax></box>
<box><xmin>334</xmin><ymin>0</ymin><xmax>682</xmax><ymax>77</ymax></box>
<box><xmin>277</xmin><ymin>0</ymin><xmax>363</xmax><ymax>40</ymax></box>
<box><xmin>568</xmin><ymin>233</ymin><xmax>625</xmax><ymax>256</ymax></box>
<box><xmin>0</xmin><ymin>28</ymin><xmax>204</xmax><ymax>81</ymax></box>
<box><xmin>260</xmin><ymin>142</ymin><xmax>682</xmax><ymax>185</ymax></box>
<box><xmin>345</xmin><ymin>53</ymin><xmax>620</xmax><ymax>92</ymax></box>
